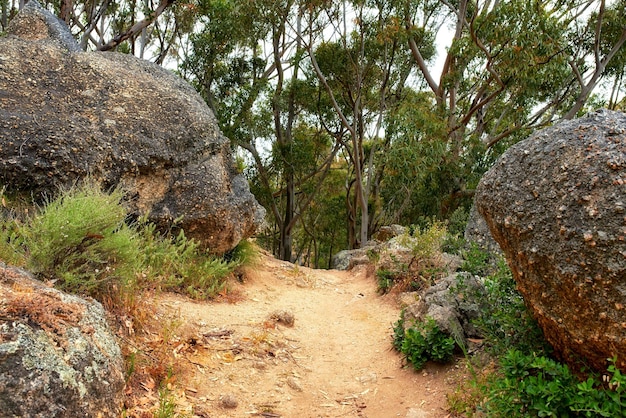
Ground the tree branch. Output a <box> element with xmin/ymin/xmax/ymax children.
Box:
<box><xmin>98</xmin><ymin>0</ymin><xmax>176</xmax><ymax>52</ymax></box>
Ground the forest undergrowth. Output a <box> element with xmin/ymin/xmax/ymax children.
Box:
<box><xmin>0</xmin><ymin>181</ymin><xmax>624</xmax><ymax>417</ymax></box>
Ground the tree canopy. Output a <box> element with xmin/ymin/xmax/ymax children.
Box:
<box><xmin>4</xmin><ymin>0</ymin><xmax>626</xmax><ymax>265</ymax></box>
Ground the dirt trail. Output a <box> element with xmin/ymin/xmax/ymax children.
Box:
<box><xmin>156</xmin><ymin>252</ymin><xmax>457</xmax><ymax>418</ymax></box>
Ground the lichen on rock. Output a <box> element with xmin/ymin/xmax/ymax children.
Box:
<box><xmin>0</xmin><ymin>264</ymin><xmax>125</xmax><ymax>417</ymax></box>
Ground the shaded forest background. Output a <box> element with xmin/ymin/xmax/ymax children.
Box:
<box><xmin>3</xmin><ymin>0</ymin><xmax>626</xmax><ymax>267</ymax></box>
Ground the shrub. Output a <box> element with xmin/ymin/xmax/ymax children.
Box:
<box><xmin>402</xmin><ymin>220</ymin><xmax>448</xmax><ymax>263</ymax></box>
<box><xmin>449</xmin><ymin>243</ymin><xmax>626</xmax><ymax>417</ymax></box>
<box><xmin>447</xmin><ymin>206</ymin><xmax>470</xmax><ymax>237</ymax></box>
<box><xmin>0</xmin><ymin>181</ymin><xmax>260</xmax><ymax>416</ymax></box>
<box><xmin>473</xmin><ymin>257</ymin><xmax>549</xmax><ymax>356</ymax></box>
<box><xmin>0</xmin><ymin>189</ymin><xmax>31</xmax><ymax>266</ymax></box>
<box><xmin>25</xmin><ymin>182</ymin><xmax>141</xmax><ymax>297</ymax></box>
<box><xmin>1</xmin><ymin>180</ymin><xmax>254</xmax><ymax>304</ymax></box>
<box><xmin>482</xmin><ymin>351</ymin><xmax>626</xmax><ymax>417</ymax></box>
<box><xmin>376</xmin><ymin>220</ymin><xmax>449</xmax><ymax>293</ymax></box>
<box><xmin>0</xmin><ymin>215</ymin><xmax>26</xmax><ymax>267</ymax></box>
<box><xmin>459</xmin><ymin>242</ymin><xmax>493</xmax><ymax>276</ymax></box>
<box><xmin>376</xmin><ymin>268</ymin><xmax>395</xmax><ymax>294</ymax></box>
<box><xmin>137</xmin><ymin>221</ymin><xmax>232</xmax><ymax>299</ymax></box>
<box><xmin>394</xmin><ymin>316</ymin><xmax>456</xmax><ymax>370</ymax></box>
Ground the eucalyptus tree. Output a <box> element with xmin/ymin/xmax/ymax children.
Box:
<box><xmin>1</xmin><ymin>0</ymin><xmax>10</xmax><ymax>31</ymax></box>
<box><xmin>8</xmin><ymin>0</ymin><xmax>186</xmax><ymax>64</ymax></box>
<box><xmin>564</xmin><ymin>0</ymin><xmax>626</xmax><ymax>117</ymax></box>
<box><xmin>376</xmin><ymin>0</ymin><xmax>626</xmax><ymax>220</ymax></box>
<box><xmin>301</xmin><ymin>0</ymin><xmax>426</xmax><ymax>248</ymax></box>
<box><xmin>179</xmin><ymin>0</ymin><xmax>343</xmax><ymax>261</ymax></box>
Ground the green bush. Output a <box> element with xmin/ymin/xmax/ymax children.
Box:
<box><xmin>402</xmin><ymin>220</ymin><xmax>447</xmax><ymax>262</ymax></box>
<box><xmin>376</xmin><ymin>268</ymin><xmax>395</xmax><ymax>294</ymax></box>
<box><xmin>0</xmin><ymin>181</ymin><xmax>254</xmax><ymax>304</ymax></box>
<box><xmin>449</xmin><ymin>242</ymin><xmax>626</xmax><ymax>417</ymax></box>
<box><xmin>482</xmin><ymin>351</ymin><xmax>626</xmax><ymax>417</ymax></box>
<box><xmin>376</xmin><ymin>221</ymin><xmax>449</xmax><ymax>293</ymax></box>
<box><xmin>447</xmin><ymin>206</ymin><xmax>470</xmax><ymax>237</ymax></box>
<box><xmin>394</xmin><ymin>316</ymin><xmax>456</xmax><ymax>370</ymax></box>
<box><xmin>0</xmin><ymin>215</ymin><xmax>26</xmax><ymax>267</ymax></box>
<box><xmin>392</xmin><ymin>312</ymin><xmax>406</xmax><ymax>351</ymax></box>
<box><xmin>460</xmin><ymin>242</ymin><xmax>493</xmax><ymax>276</ymax></box>
<box><xmin>25</xmin><ymin>182</ymin><xmax>141</xmax><ymax>295</ymax></box>
<box><xmin>474</xmin><ymin>257</ymin><xmax>549</xmax><ymax>356</ymax></box>
<box><xmin>137</xmin><ymin>221</ymin><xmax>232</xmax><ymax>299</ymax></box>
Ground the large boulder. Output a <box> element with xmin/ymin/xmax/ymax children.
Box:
<box><xmin>475</xmin><ymin>109</ymin><xmax>626</xmax><ymax>373</ymax></box>
<box><xmin>0</xmin><ymin>264</ymin><xmax>125</xmax><ymax>417</ymax></box>
<box><xmin>0</xmin><ymin>1</ymin><xmax>265</xmax><ymax>254</ymax></box>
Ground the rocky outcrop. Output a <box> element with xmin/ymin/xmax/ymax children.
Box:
<box><xmin>475</xmin><ymin>109</ymin><xmax>626</xmax><ymax>373</ymax></box>
<box><xmin>0</xmin><ymin>1</ymin><xmax>265</xmax><ymax>254</ymax></box>
<box><xmin>0</xmin><ymin>263</ymin><xmax>125</xmax><ymax>417</ymax></box>
<box><xmin>331</xmin><ymin>242</ymin><xmax>378</xmax><ymax>270</ymax></box>
<box><xmin>402</xmin><ymin>273</ymin><xmax>486</xmax><ymax>346</ymax></box>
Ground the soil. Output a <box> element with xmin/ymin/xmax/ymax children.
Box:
<box><xmin>147</xmin><ymin>252</ymin><xmax>461</xmax><ymax>418</ymax></box>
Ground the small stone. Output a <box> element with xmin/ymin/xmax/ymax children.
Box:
<box><xmin>356</xmin><ymin>372</ymin><xmax>378</xmax><ymax>384</ymax></box>
<box><xmin>269</xmin><ymin>310</ymin><xmax>295</xmax><ymax>327</ymax></box>
<box><xmin>219</xmin><ymin>393</ymin><xmax>238</xmax><ymax>409</ymax></box>
<box><xmin>252</xmin><ymin>360</ymin><xmax>267</xmax><ymax>370</ymax></box>
<box><xmin>406</xmin><ymin>408</ymin><xmax>430</xmax><ymax>418</ymax></box>
<box><xmin>286</xmin><ymin>376</ymin><xmax>303</xmax><ymax>392</ymax></box>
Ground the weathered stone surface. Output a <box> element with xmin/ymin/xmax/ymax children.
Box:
<box><xmin>464</xmin><ymin>204</ymin><xmax>502</xmax><ymax>255</ymax></box>
<box><xmin>373</xmin><ymin>224</ymin><xmax>407</xmax><ymax>242</ymax></box>
<box><xmin>475</xmin><ymin>109</ymin><xmax>626</xmax><ymax>373</ymax></box>
<box><xmin>0</xmin><ymin>1</ymin><xmax>265</xmax><ymax>254</ymax></box>
<box><xmin>331</xmin><ymin>241</ymin><xmax>377</xmax><ymax>270</ymax></box>
<box><xmin>403</xmin><ymin>273</ymin><xmax>486</xmax><ymax>345</ymax></box>
<box><xmin>0</xmin><ymin>264</ymin><xmax>125</xmax><ymax>417</ymax></box>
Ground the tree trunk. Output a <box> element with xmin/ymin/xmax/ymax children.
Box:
<box><xmin>1</xmin><ymin>0</ymin><xmax>7</xmax><ymax>30</ymax></box>
<box><xmin>280</xmin><ymin>172</ymin><xmax>295</xmax><ymax>262</ymax></box>
<box><xmin>59</xmin><ymin>0</ymin><xmax>72</xmax><ymax>23</ymax></box>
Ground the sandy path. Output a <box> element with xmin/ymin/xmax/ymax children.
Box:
<box><xmin>155</xmin><ymin>253</ymin><xmax>456</xmax><ymax>418</ymax></box>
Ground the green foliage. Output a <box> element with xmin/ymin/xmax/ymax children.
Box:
<box><xmin>484</xmin><ymin>350</ymin><xmax>578</xmax><ymax>417</ymax></box>
<box><xmin>155</xmin><ymin>387</ymin><xmax>177</xmax><ymax>418</ymax></box>
<box><xmin>441</xmin><ymin>208</ymin><xmax>470</xmax><ymax>255</ymax></box>
<box><xmin>571</xmin><ymin>361</ymin><xmax>626</xmax><ymax>417</ymax></box>
<box><xmin>475</xmin><ymin>258</ymin><xmax>549</xmax><ymax>356</ymax></box>
<box><xmin>224</xmin><ymin>238</ymin><xmax>258</xmax><ymax>268</ymax></box>
<box><xmin>376</xmin><ymin>268</ymin><xmax>395</xmax><ymax>294</ymax></box>
<box><xmin>460</xmin><ymin>242</ymin><xmax>494</xmax><ymax>277</ymax></box>
<box><xmin>394</xmin><ymin>317</ymin><xmax>456</xmax><ymax>371</ymax></box>
<box><xmin>403</xmin><ymin>220</ymin><xmax>448</xmax><ymax>262</ymax></box>
<box><xmin>446</xmin><ymin>206</ymin><xmax>470</xmax><ymax>238</ymax></box>
<box><xmin>482</xmin><ymin>352</ymin><xmax>626</xmax><ymax>417</ymax></box>
<box><xmin>25</xmin><ymin>182</ymin><xmax>141</xmax><ymax>296</ymax></box>
<box><xmin>0</xmin><ymin>181</ymin><xmax>252</xmax><ymax>304</ymax></box>
<box><xmin>136</xmin><ymin>221</ymin><xmax>231</xmax><ymax>299</ymax></box>
<box><xmin>455</xmin><ymin>246</ymin><xmax>548</xmax><ymax>357</ymax></box>
<box><xmin>0</xmin><ymin>194</ymin><xmax>27</xmax><ymax>266</ymax></box>
<box><xmin>449</xmin><ymin>239</ymin><xmax>626</xmax><ymax>417</ymax></box>
<box><xmin>392</xmin><ymin>312</ymin><xmax>406</xmax><ymax>352</ymax></box>
<box><xmin>374</xmin><ymin>220</ymin><xmax>449</xmax><ymax>294</ymax></box>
